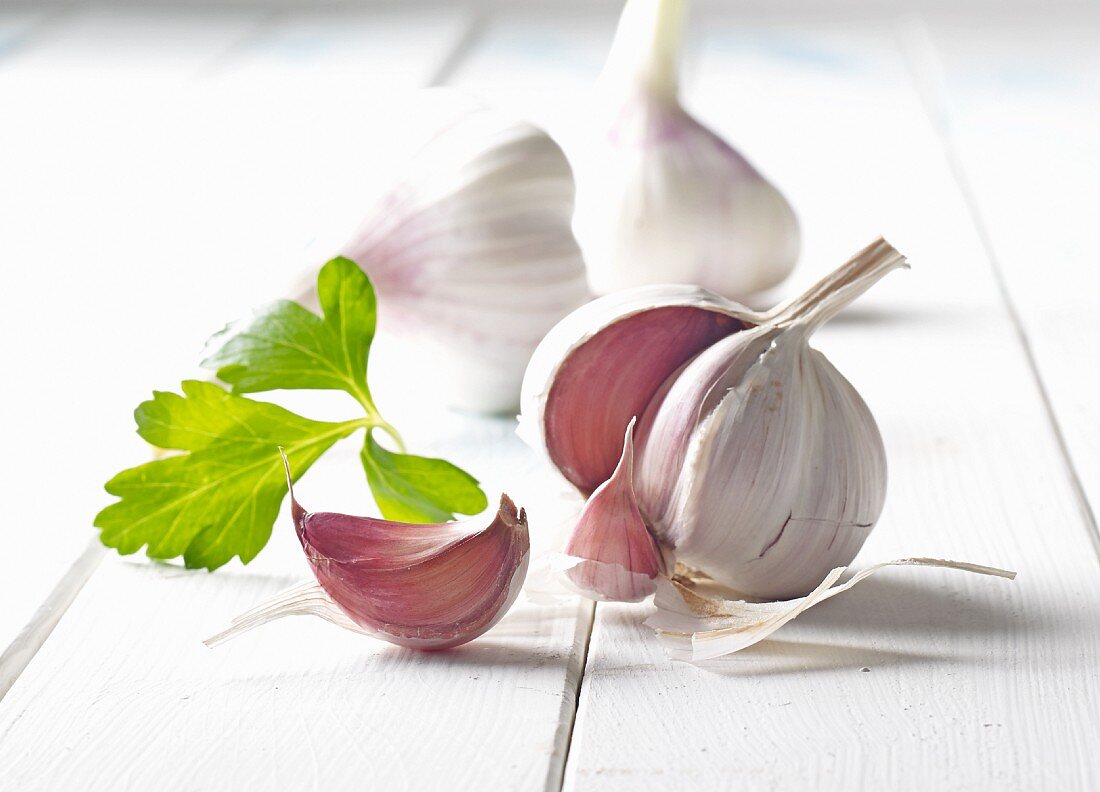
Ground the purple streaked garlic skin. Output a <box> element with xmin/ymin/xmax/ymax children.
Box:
<box><xmin>571</xmin><ymin>0</ymin><xmax>800</xmax><ymax>301</ymax></box>
<box><xmin>520</xmin><ymin>239</ymin><xmax>906</xmax><ymax>601</ymax></box>
<box><xmin>291</xmin><ymin>492</ymin><xmax>530</xmax><ymax>650</ymax></box>
<box><xmin>339</xmin><ymin>93</ymin><xmax>590</xmax><ymax>414</ymax></box>
<box><xmin>561</xmin><ymin>419</ymin><xmax>666</xmax><ymax>603</ymax></box>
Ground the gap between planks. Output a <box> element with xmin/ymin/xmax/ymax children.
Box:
<box><xmin>895</xmin><ymin>16</ymin><xmax>1100</xmax><ymax>564</ymax></box>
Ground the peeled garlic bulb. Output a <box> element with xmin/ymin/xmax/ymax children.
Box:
<box><xmin>207</xmin><ymin>456</ymin><xmax>530</xmax><ymax>650</ymax></box>
<box><xmin>571</xmin><ymin>0</ymin><xmax>799</xmax><ymax>299</ymax></box>
<box><xmin>520</xmin><ymin>239</ymin><xmax>904</xmax><ymax>600</ymax></box>
<box><xmin>341</xmin><ymin>93</ymin><xmax>590</xmax><ymax>414</ymax></box>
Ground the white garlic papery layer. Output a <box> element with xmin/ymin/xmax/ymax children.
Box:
<box><xmin>342</xmin><ymin>94</ymin><xmax>590</xmax><ymax>413</ymax></box>
<box><xmin>571</xmin><ymin>0</ymin><xmax>800</xmax><ymax>300</ymax></box>
<box><xmin>520</xmin><ymin>239</ymin><xmax>905</xmax><ymax>600</ymax></box>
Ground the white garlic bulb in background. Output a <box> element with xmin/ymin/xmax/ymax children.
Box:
<box><xmin>341</xmin><ymin>93</ymin><xmax>591</xmax><ymax>414</ymax></box>
<box><xmin>572</xmin><ymin>0</ymin><xmax>800</xmax><ymax>300</ymax></box>
<box><xmin>520</xmin><ymin>239</ymin><xmax>904</xmax><ymax>601</ymax></box>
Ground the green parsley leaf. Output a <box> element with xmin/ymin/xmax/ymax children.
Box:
<box><xmin>202</xmin><ymin>256</ymin><xmax>378</xmax><ymax>412</ymax></box>
<box><xmin>97</xmin><ymin>258</ymin><xmax>489</xmax><ymax>570</ymax></box>
<box><xmin>360</xmin><ymin>432</ymin><xmax>489</xmax><ymax>524</ymax></box>
<box><xmin>95</xmin><ymin>380</ymin><xmax>366</xmax><ymax>570</ymax></box>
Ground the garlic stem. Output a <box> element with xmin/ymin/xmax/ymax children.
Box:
<box><xmin>764</xmin><ymin>238</ymin><xmax>907</xmax><ymax>327</ymax></box>
<box><xmin>601</xmin><ymin>0</ymin><xmax>687</xmax><ymax>103</ymax></box>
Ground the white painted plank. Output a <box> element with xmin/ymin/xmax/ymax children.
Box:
<box><xmin>0</xmin><ymin>5</ymin><xmax>471</xmax><ymax>658</ymax></box>
<box><xmin>0</xmin><ymin>4</ymin><xmax>269</xmax><ymax>663</ymax></box>
<box><xmin>913</xmin><ymin>14</ymin><xmax>1100</xmax><ymax>550</ymax></box>
<box><xmin>544</xmin><ymin>17</ymin><xmax>1100</xmax><ymax>791</ymax></box>
<box><xmin>0</xmin><ymin>7</ymin><xmax>597</xmax><ymax>789</ymax></box>
<box><xmin>0</xmin><ymin>411</ymin><xmax>593</xmax><ymax>791</ymax></box>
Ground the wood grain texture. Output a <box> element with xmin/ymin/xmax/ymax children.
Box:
<box><xmin>527</xmin><ymin>14</ymin><xmax>1100</xmax><ymax>791</ymax></box>
<box><xmin>3</xmin><ymin>6</ymin><xmax>1099</xmax><ymax>791</ymax></box>
<box><xmin>0</xmin><ymin>2</ymin><xmax>269</xmax><ymax>663</ymax></box>
<box><xmin>909</xmin><ymin>15</ymin><xmax>1100</xmax><ymax>553</ymax></box>
<box><xmin>0</xmin><ymin>8</ymin><xmax>598</xmax><ymax>790</ymax></box>
<box><xmin>0</xmin><ymin>407</ymin><xmax>595</xmax><ymax>791</ymax></box>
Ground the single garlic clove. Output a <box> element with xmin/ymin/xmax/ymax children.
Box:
<box><xmin>207</xmin><ymin>454</ymin><xmax>530</xmax><ymax>651</ymax></box>
<box><xmin>633</xmin><ymin>326</ymin><xmax>778</xmax><ymax>531</ymax></box>
<box><xmin>559</xmin><ymin>418</ymin><xmax>668</xmax><ymax>602</ymax></box>
<box><xmin>340</xmin><ymin>91</ymin><xmax>591</xmax><ymax>414</ymax></box>
<box><xmin>570</xmin><ymin>0</ymin><xmax>800</xmax><ymax>299</ymax></box>
<box><xmin>293</xmin><ymin>494</ymin><xmax>530</xmax><ymax>651</ymax></box>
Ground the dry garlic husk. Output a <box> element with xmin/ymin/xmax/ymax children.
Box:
<box><xmin>571</xmin><ymin>0</ymin><xmax>799</xmax><ymax>299</ymax></box>
<box><xmin>207</xmin><ymin>459</ymin><xmax>530</xmax><ymax>650</ymax></box>
<box><xmin>520</xmin><ymin>239</ymin><xmax>903</xmax><ymax>601</ymax></box>
<box><xmin>340</xmin><ymin>93</ymin><xmax>590</xmax><ymax>414</ymax></box>
<box><xmin>646</xmin><ymin>559</ymin><xmax>1016</xmax><ymax>662</ymax></box>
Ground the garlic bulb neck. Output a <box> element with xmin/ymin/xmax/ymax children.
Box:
<box><xmin>600</xmin><ymin>0</ymin><xmax>686</xmax><ymax>105</ymax></box>
<box><xmin>571</xmin><ymin>0</ymin><xmax>800</xmax><ymax>302</ymax></box>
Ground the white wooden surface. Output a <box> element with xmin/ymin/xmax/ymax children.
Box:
<box><xmin>2</xmin><ymin>4</ymin><xmax>1099</xmax><ymax>791</ymax></box>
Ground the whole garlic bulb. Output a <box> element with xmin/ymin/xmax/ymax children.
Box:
<box><xmin>571</xmin><ymin>0</ymin><xmax>800</xmax><ymax>299</ymax></box>
<box><xmin>341</xmin><ymin>93</ymin><xmax>590</xmax><ymax>414</ymax></box>
<box><xmin>520</xmin><ymin>239</ymin><xmax>906</xmax><ymax>600</ymax></box>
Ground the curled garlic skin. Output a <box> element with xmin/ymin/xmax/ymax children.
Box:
<box><xmin>571</xmin><ymin>0</ymin><xmax>799</xmax><ymax>300</ymax></box>
<box><xmin>206</xmin><ymin>456</ymin><xmax>530</xmax><ymax>651</ymax></box>
<box><xmin>520</xmin><ymin>239</ymin><xmax>903</xmax><ymax>601</ymax></box>
<box><xmin>341</xmin><ymin>92</ymin><xmax>590</xmax><ymax>414</ymax></box>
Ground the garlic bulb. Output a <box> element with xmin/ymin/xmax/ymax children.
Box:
<box><xmin>340</xmin><ymin>93</ymin><xmax>590</xmax><ymax>414</ymax></box>
<box><xmin>519</xmin><ymin>239</ymin><xmax>905</xmax><ymax>600</ymax></box>
<box><xmin>207</xmin><ymin>456</ymin><xmax>530</xmax><ymax>650</ymax></box>
<box><xmin>571</xmin><ymin>0</ymin><xmax>800</xmax><ymax>299</ymax></box>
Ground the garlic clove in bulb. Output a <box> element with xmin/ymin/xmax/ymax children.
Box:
<box><xmin>559</xmin><ymin>418</ymin><xmax>667</xmax><ymax>602</ymax></box>
<box><xmin>641</xmin><ymin>324</ymin><xmax>888</xmax><ymax>600</ymax></box>
<box><xmin>339</xmin><ymin>91</ymin><xmax>590</xmax><ymax>414</ymax></box>
<box><xmin>519</xmin><ymin>239</ymin><xmax>906</xmax><ymax>600</ymax></box>
<box><xmin>570</xmin><ymin>0</ymin><xmax>800</xmax><ymax>299</ymax></box>
<box><xmin>206</xmin><ymin>454</ymin><xmax>530</xmax><ymax>650</ymax></box>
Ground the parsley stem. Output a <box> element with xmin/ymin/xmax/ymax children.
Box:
<box><xmin>346</xmin><ymin>383</ymin><xmax>407</xmax><ymax>453</ymax></box>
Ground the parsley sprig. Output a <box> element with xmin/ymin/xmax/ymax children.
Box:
<box><xmin>95</xmin><ymin>258</ymin><xmax>488</xmax><ymax>570</ymax></box>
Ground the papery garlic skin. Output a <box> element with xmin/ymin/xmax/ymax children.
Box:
<box><xmin>571</xmin><ymin>0</ymin><xmax>799</xmax><ymax>300</ymax></box>
<box><xmin>640</xmin><ymin>330</ymin><xmax>887</xmax><ymax>599</ymax></box>
<box><xmin>520</xmin><ymin>239</ymin><xmax>905</xmax><ymax>601</ymax></box>
<box><xmin>560</xmin><ymin>418</ymin><xmax>667</xmax><ymax>602</ymax></box>
<box><xmin>342</xmin><ymin>93</ymin><xmax>590</xmax><ymax>413</ymax></box>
